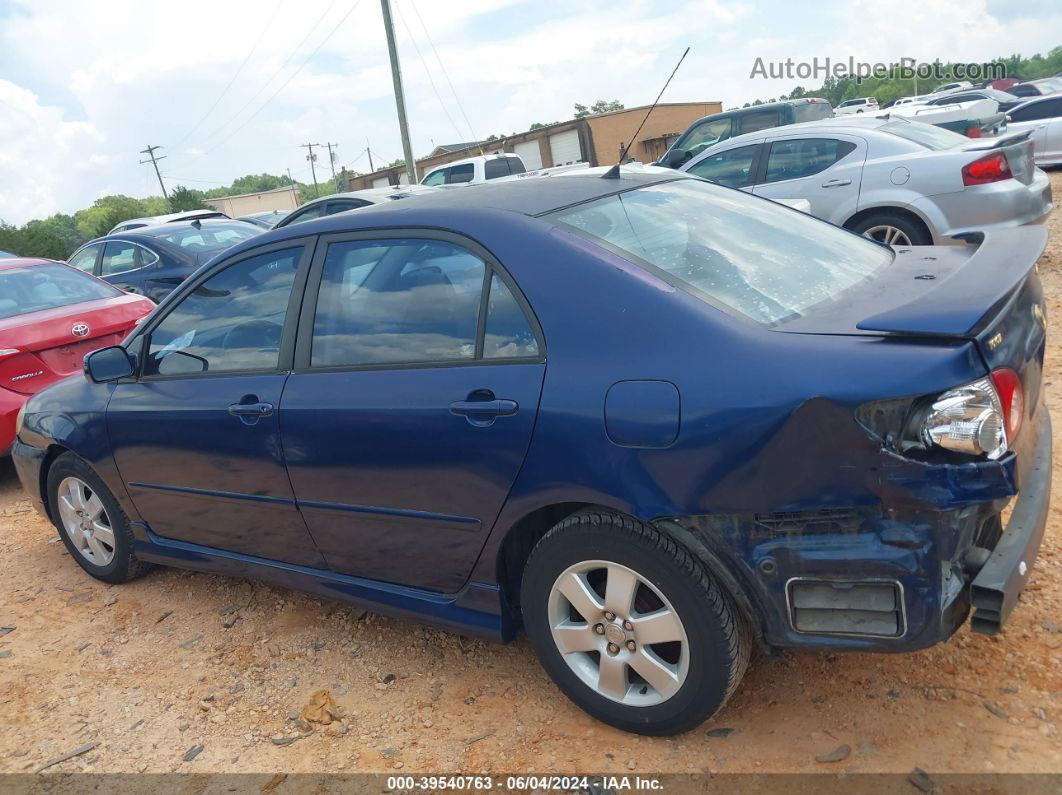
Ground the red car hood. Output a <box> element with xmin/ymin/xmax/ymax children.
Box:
<box><xmin>0</xmin><ymin>293</ymin><xmax>154</xmax><ymax>395</ymax></box>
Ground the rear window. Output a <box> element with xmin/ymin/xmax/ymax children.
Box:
<box><xmin>0</xmin><ymin>265</ymin><xmax>120</xmax><ymax>320</ymax></box>
<box><xmin>878</xmin><ymin>120</ymin><xmax>968</xmax><ymax>150</ymax></box>
<box><xmin>545</xmin><ymin>179</ymin><xmax>892</xmax><ymax>326</ymax></box>
<box><xmin>792</xmin><ymin>100</ymin><xmax>833</xmax><ymax>123</ymax></box>
<box><xmin>150</xmin><ymin>223</ymin><xmax>259</xmax><ymax>253</ymax></box>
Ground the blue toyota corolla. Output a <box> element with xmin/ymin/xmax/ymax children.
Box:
<box><xmin>11</xmin><ymin>169</ymin><xmax>1051</xmax><ymax>735</ymax></box>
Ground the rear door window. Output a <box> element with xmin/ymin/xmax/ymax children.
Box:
<box><xmin>678</xmin><ymin>118</ymin><xmax>732</xmax><ymax>157</ymax></box>
<box><xmin>485</xmin><ymin>159</ymin><xmax>513</xmax><ymax>180</ymax></box>
<box><xmin>686</xmin><ymin>144</ymin><xmax>761</xmax><ymax>188</ymax></box>
<box><xmin>101</xmin><ymin>241</ymin><xmax>139</xmax><ymax>276</ymax></box>
<box><xmin>1009</xmin><ymin>98</ymin><xmax>1062</xmax><ymax>122</ymax></box>
<box><xmin>763</xmin><ymin>139</ymin><xmax>857</xmax><ymax>183</ymax></box>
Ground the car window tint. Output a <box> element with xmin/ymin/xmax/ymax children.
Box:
<box><xmin>680</xmin><ymin>118</ymin><xmax>732</xmax><ymax>157</ymax></box>
<box><xmin>101</xmin><ymin>241</ymin><xmax>138</xmax><ymax>276</ymax></box>
<box><xmin>448</xmin><ymin>163</ymin><xmax>475</xmax><ymax>184</ymax></box>
<box><xmin>422</xmin><ymin>169</ymin><xmax>447</xmax><ymax>186</ymax></box>
<box><xmin>136</xmin><ymin>245</ymin><xmax>159</xmax><ymax>267</ymax></box>
<box><xmin>739</xmin><ymin>109</ymin><xmax>780</xmax><ymax>133</ymax></box>
<box><xmin>311</xmin><ymin>239</ymin><xmax>486</xmax><ymax>367</ymax></box>
<box><xmin>1009</xmin><ymin>84</ymin><xmax>1038</xmax><ymax>97</ymax></box>
<box><xmin>1010</xmin><ymin>98</ymin><xmax>1062</xmax><ymax>122</ymax></box>
<box><xmin>687</xmin><ymin>144</ymin><xmax>759</xmax><ymax>188</ymax></box>
<box><xmin>792</xmin><ymin>102</ymin><xmax>833</xmax><ymax>122</ymax></box>
<box><xmin>68</xmin><ymin>244</ymin><xmax>101</xmax><ymax>273</ymax></box>
<box><xmin>485</xmin><ymin>159</ymin><xmax>512</xmax><ymax>180</ymax></box>
<box><xmin>505</xmin><ymin>156</ymin><xmax>526</xmax><ymax>175</ymax></box>
<box><xmin>284</xmin><ymin>204</ymin><xmax>327</xmax><ymax>226</ymax></box>
<box><xmin>483</xmin><ymin>272</ymin><xmax>538</xmax><ymax>359</ymax></box>
<box><xmin>327</xmin><ymin>199</ymin><xmax>368</xmax><ymax>215</ymax></box>
<box><xmin>764</xmin><ymin>139</ymin><xmax>857</xmax><ymax>183</ymax></box>
<box><xmin>0</xmin><ymin>265</ymin><xmax>120</xmax><ymax>320</ymax></box>
<box><xmin>145</xmin><ymin>247</ymin><xmax>301</xmax><ymax>376</ymax></box>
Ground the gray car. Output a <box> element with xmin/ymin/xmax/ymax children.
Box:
<box><xmin>679</xmin><ymin>116</ymin><xmax>1053</xmax><ymax>246</ymax></box>
<box><xmin>1005</xmin><ymin>94</ymin><xmax>1062</xmax><ymax>166</ymax></box>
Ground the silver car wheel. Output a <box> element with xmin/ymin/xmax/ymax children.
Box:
<box><xmin>56</xmin><ymin>477</ymin><xmax>116</xmax><ymax>566</ymax></box>
<box><xmin>862</xmin><ymin>224</ymin><xmax>912</xmax><ymax>246</ymax></box>
<box><xmin>547</xmin><ymin>560</ymin><xmax>689</xmax><ymax>707</ymax></box>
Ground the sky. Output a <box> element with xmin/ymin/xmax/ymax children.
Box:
<box><xmin>0</xmin><ymin>0</ymin><xmax>1059</xmax><ymax>225</ymax></box>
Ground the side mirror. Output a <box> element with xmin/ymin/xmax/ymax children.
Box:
<box><xmin>661</xmin><ymin>148</ymin><xmax>691</xmax><ymax>169</ymax></box>
<box><xmin>84</xmin><ymin>346</ymin><xmax>135</xmax><ymax>383</ymax></box>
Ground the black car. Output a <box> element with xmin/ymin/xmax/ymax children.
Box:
<box><xmin>658</xmin><ymin>98</ymin><xmax>834</xmax><ymax>168</ymax></box>
<box><xmin>66</xmin><ymin>220</ymin><xmax>261</xmax><ymax>303</ymax></box>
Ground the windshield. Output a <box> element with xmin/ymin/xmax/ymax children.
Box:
<box><xmin>0</xmin><ymin>264</ymin><xmax>120</xmax><ymax>320</ymax></box>
<box><xmin>150</xmin><ymin>223</ymin><xmax>259</xmax><ymax>253</ymax></box>
<box><xmin>878</xmin><ymin>120</ymin><xmax>967</xmax><ymax>150</ymax></box>
<box><xmin>545</xmin><ymin>179</ymin><xmax>893</xmax><ymax>326</ymax></box>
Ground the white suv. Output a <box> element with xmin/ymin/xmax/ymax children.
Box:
<box><xmin>835</xmin><ymin>97</ymin><xmax>879</xmax><ymax>116</ymax></box>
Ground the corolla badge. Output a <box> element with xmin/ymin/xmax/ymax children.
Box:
<box><xmin>71</xmin><ymin>323</ymin><xmax>90</xmax><ymax>337</ymax></box>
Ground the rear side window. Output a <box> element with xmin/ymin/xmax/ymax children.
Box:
<box><xmin>791</xmin><ymin>101</ymin><xmax>833</xmax><ymax>123</ymax></box>
<box><xmin>0</xmin><ymin>265</ymin><xmax>120</xmax><ymax>320</ymax></box>
<box><xmin>101</xmin><ymin>241</ymin><xmax>138</xmax><ymax>276</ymax></box>
<box><xmin>738</xmin><ymin>109</ymin><xmax>780</xmax><ymax>134</ymax></box>
<box><xmin>1009</xmin><ymin>84</ymin><xmax>1039</xmax><ymax>97</ymax></box>
<box><xmin>310</xmin><ymin>238</ymin><xmax>539</xmax><ymax>367</ymax></box>
<box><xmin>485</xmin><ymin>158</ymin><xmax>521</xmax><ymax>180</ymax></box>
<box><xmin>448</xmin><ymin>163</ymin><xmax>475</xmax><ymax>184</ymax></box>
<box><xmin>763</xmin><ymin>139</ymin><xmax>857</xmax><ymax>183</ymax></box>
<box><xmin>687</xmin><ymin>144</ymin><xmax>760</xmax><ymax>188</ymax></box>
<box><xmin>145</xmin><ymin>247</ymin><xmax>301</xmax><ymax>376</ymax></box>
<box><xmin>878</xmin><ymin>121</ymin><xmax>967</xmax><ymax>150</ymax></box>
<box><xmin>1009</xmin><ymin>99</ymin><xmax>1062</xmax><ymax>122</ymax></box>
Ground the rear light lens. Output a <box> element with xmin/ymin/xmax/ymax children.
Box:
<box><xmin>962</xmin><ymin>152</ymin><xmax>1011</xmax><ymax>185</ymax></box>
<box><xmin>920</xmin><ymin>377</ymin><xmax>1007</xmax><ymax>459</ymax></box>
<box><xmin>965</xmin><ymin>125</ymin><xmax>982</xmax><ymax>138</ymax></box>
<box><xmin>990</xmin><ymin>367</ymin><xmax>1023</xmax><ymax>441</ymax></box>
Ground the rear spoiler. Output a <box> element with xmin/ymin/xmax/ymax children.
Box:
<box><xmin>960</xmin><ymin>128</ymin><xmax>1032</xmax><ymax>151</ymax></box>
<box><xmin>856</xmin><ymin>227</ymin><xmax>1047</xmax><ymax>338</ymax></box>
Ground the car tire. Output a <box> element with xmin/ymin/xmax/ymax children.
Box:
<box><xmin>46</xmin><ymin>452</ymin><xmax>150</xmax><ymax>584</ymax></box>
<box><xmin>520</xmin><ymin>510</ymin><xmax>751</xmax><ymax>736</ymax></box>
<box><xmin>850</xmin><ymin>211</ymin><xmax>931</xmax><ymax>246</ymax></box>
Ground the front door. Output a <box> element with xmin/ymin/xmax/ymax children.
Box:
<box><xmin>281</xmin><ymin>234</ymin><xmax>545</xmax><ymax>592</ymax></box>
<box><xmin>106</xmin><ymin>241</ymin><xmax>326</xmax><ymax>567</ymax></box>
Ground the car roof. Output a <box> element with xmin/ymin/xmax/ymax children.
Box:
<box><xmin>109</xmin><ymin>209</ymin><xmax>227</xmax><ymax>232</ymax></box>
<box><xmin>295</xmin><ymin>184</ymin><xmax>438</xmax><ymax>210</ymax></box>
<box><xmin>218</xmin><ymin>169</ymin><xmax>687</xmax><ymax>259</ymax></box>
<box><xmin>688</xmin><ymin>116</ymin><xmax>894</xmax><ymax>150</ymax></box>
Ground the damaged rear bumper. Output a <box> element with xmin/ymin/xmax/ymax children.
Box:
<box><xmin>662</xmin><ymin>407</ymin><xmax>1052</xmax><ymax>653</ymax></box>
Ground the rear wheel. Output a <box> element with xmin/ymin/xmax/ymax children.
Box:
<box><xmin>851</xmin><ymin>210</ymin><xmax>931</xmax><ymax>246</ymax></box>
<box><xmin>47</xmin><ymin>453</ymin><xmax>149</xmax><ymax>584</ymax></box>
<box><xmin>521</xmin><ymin>511</ymin><xmax>750</xmax><ymax>735</ymax></box>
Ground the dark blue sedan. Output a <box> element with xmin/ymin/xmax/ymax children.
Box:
<box><xmin>11</xmin><ymin>169</ymin><xmax>1051</xmax><ymax>735</ymax></box>
<box><xmin>66</xmin><ymin>219</ymin><xmax>261</xmax><ymax>303</ymax></box>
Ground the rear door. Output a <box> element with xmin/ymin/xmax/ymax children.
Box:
<box><xmin>684</xmin><ymin>142</ymin><xmax>765</xmax><ymax>191</ymax></box>
<box><xmin>753</xmin><ymin>135</ymin><xmax>866</xmax><ymax>223</ymax></box>
<box><xmin>99</xmin><ymin>240</ymin><xmax>153</xmax><ymax>295</ymax></box>
<box><xmin>280</xmin><ymin>231</ymin><xmax>545</xmax><ymax>592</ymax></box>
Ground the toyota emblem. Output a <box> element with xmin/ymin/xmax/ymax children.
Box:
<box><xmin>71</xmin><ymin>323</ymin><xmax>90</xmax><ymax>338</ymax></box>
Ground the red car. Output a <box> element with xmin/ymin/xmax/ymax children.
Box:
<box><xmin>0</xmin><ymin>258</ymin><xmax>154</xmax><ymax>454</ymax></box>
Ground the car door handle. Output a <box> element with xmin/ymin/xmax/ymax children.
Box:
<box><xmin>821</xmin><ymin>178</ymin><xmax>851</xmax><ymax>188</ymax></box>
<box><xmin>228</xmin><ymin>401</ymin><xmax>274</xmax><ymax>418</ymax></box>
<box><xmin>449</xmin><ymin>399</ymin><xmax>518</xmax><ymax>418</ymax></box>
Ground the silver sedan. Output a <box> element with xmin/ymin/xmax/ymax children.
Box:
<box><xmin>678</xmin><ymin>116</ymin><xmax>1053</xmax><ymax>246</ymax></box>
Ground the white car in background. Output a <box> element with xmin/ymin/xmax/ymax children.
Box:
<box><xmin>421</xmin><ymin>153</ymin><xmax>528</xmax><ymax>186</ymax></box>
<box><xmin>1005</xmin><ymin>94</ymin><xmax>1062</xmax><ymax>166</ymax></box>
<box><xmin>835</xmin><ymin>97</ymin><xmax>879</xmax><ymax>115</ymax></box>
<box><xmin>679</xmin><ymin>116</ymin><xmax>1052</xmax><ymax>246</ymax></box>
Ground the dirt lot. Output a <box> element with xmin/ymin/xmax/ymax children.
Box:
<box><xmin>2</xmin><ymin>176</ymin><xmax>1062</xmax><ymax>778</ymax></box>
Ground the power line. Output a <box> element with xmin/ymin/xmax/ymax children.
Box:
<box><xmin>203</xmin><ymin>0</ymin><xmax>364</xmax><ymax>155</ymax></box>
<box><xmin>196</xmin><ymin>0</ymin><xmax>342</xmax><ymax>150</ymax></box>
<box><xmin>392</xmin><ymin>0</ymin><xmax>466</xmax><ymax>143</ymax></box>
<box><xmin>171</xmin><ymin>0</ymin><xmax>283</xmax><ymax>151</ymax></box>
<box><xmin>408</xmin><ymin>0</ymin><xmax>477</xmax><ymax>144</ymax></box>
<box><xmin>139</xmin><ymin>145</ymin><xmax>169</xmax><ymax>203</ymax></box>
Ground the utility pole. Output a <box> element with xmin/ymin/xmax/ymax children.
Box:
<box><xmin>366</xmin><ymin>139</ymin><xmax>375</xmax><ymax>173</ymax></box>
<box><xmin>300</xmin><ymin>142</ymin><xmax>321</xmax><ymax>197</ymax></box>
<box><xmin>139</xmin><ymin>145</ymin><xmax>169</xmax><ymax>205</ymax></box>
<box><xmin>325</xmin><ymin>141</ymin><xmax>340</xmax><ymax>192</ymax></box>
<box><xmin>380</xmin><ymin>0</ymin><xmax>417</xmax><ymax>184</ymax></box>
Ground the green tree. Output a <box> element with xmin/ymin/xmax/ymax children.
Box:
<box><xmin>573</xmin><ymin>99</ymin><xmax>625</xmax><ymax>118</ymax></box>
<box><xmin>169</xmin><ymin>185</ymin><xmax>207</xmax><ymax>212</ymax></box>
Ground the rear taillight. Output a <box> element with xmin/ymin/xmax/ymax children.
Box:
<box><xmin>990</xmin><ymin>367</ymin><xmax>1023</xmax><ymax>441</ymax></box>
<box><xmin>962</xmin><ymin>152</ymin><xmax>1011</xmax><ymax>185</ymax></box>
<box><xmin>965</xmin><ymin>125</ymin><xmax>982</xmax><ymax>138</ymax></box>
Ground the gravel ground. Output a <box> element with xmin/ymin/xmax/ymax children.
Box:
<box><xmin>1</xmin><ymin>174</ymin><xmax>1061</xmax><ymax>776</ymax></box>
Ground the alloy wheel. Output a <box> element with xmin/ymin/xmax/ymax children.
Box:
<box><xmin>547</xmin><ymin>560</ymin><xmax>689</xmax><ymax>706</ymax></box>
<box><xmin>862</xmin><ymin>224</ymin><xmax>912</xmax><ymax>246</ymax></box>
<box><xmin>56</xmin><ymin>476</ymin><xmax>116</xmax><ymax>566</ymax></box>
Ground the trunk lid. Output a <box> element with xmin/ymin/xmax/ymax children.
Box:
<box><xmin>0</xmin><ymin>294</ymin><xmax>151</xmax><ymax>395</ymax></box>
<box><xmin>776</xmin><ymin>227</ymin><xmax>1048</xmax><ymax>408</ymax></box>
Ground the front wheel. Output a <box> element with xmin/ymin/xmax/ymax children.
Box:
<box><xmin>520</xmin><ymin>511</ymin><xmax>751</xmax><ymax>735</ymax></box>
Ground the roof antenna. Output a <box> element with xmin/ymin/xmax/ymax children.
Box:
<box><xmin>603</xmin><ymin>46</ymin><xmax>690</xmax><ymax>179</ymax></box>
